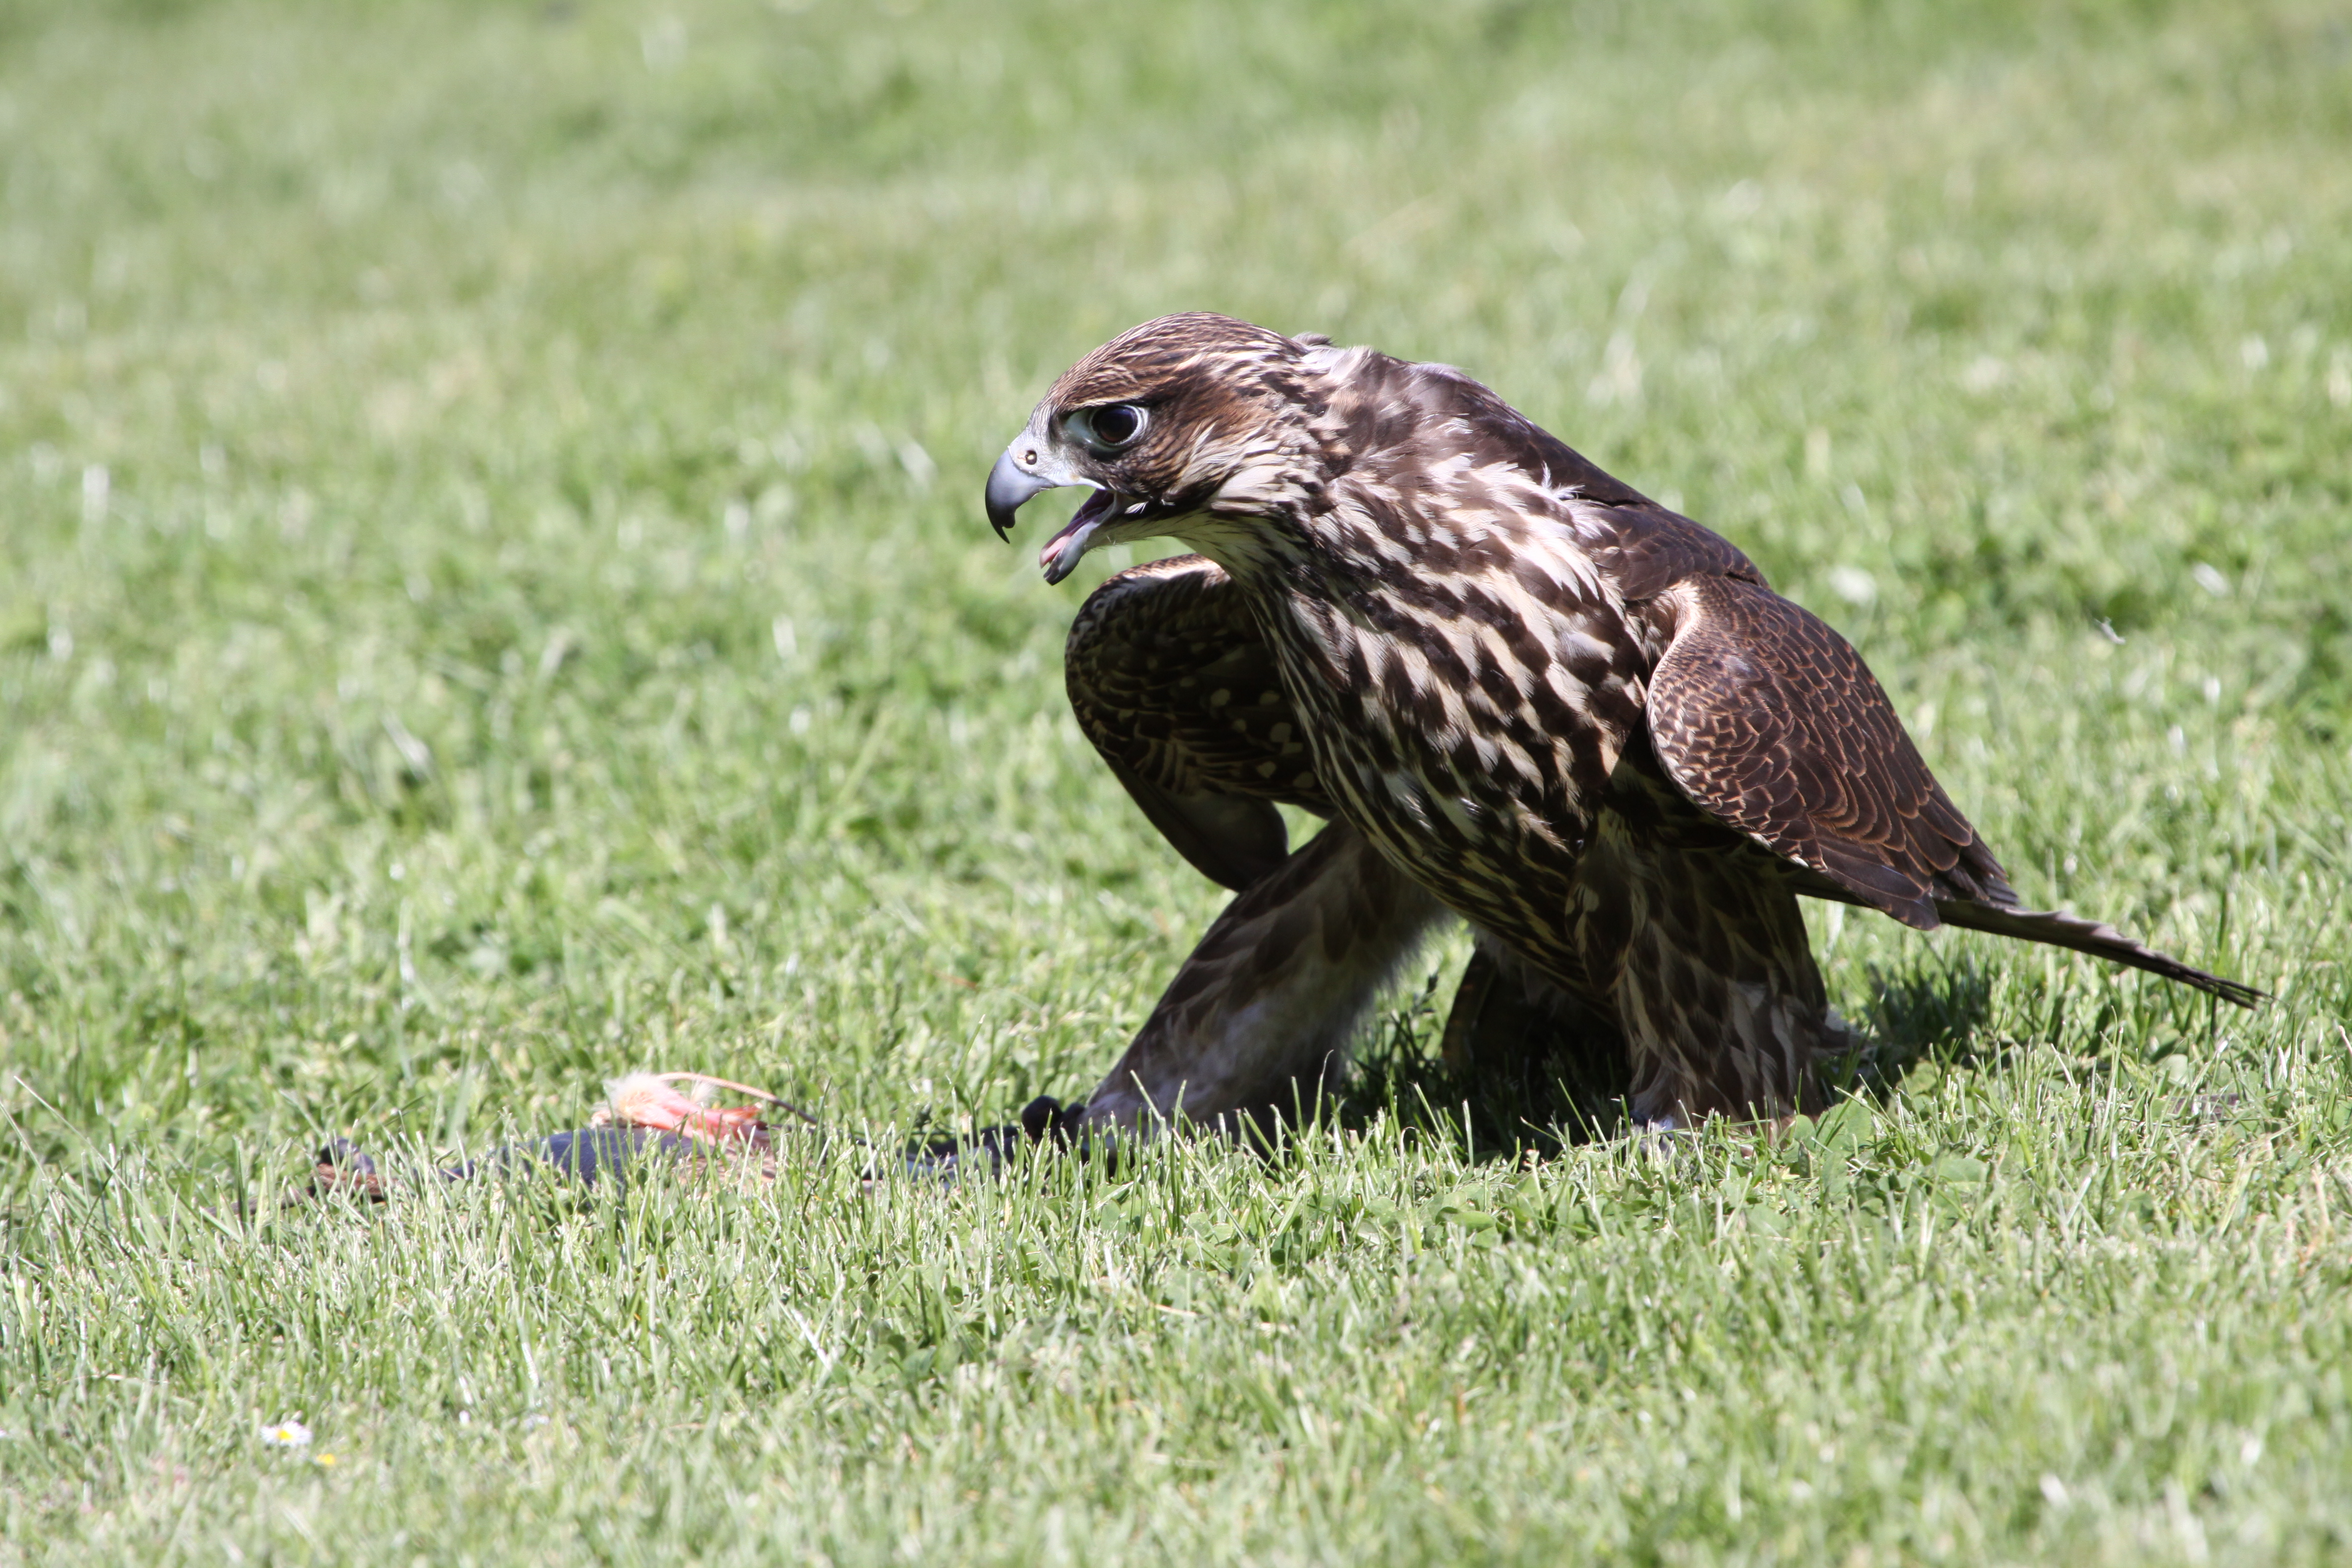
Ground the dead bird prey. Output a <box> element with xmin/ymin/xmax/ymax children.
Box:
<box><xmin>306</xmin><ymin>1074</ymin><xmax>803</xmax><ymax>1198</ymax></box>
<box><xmin>303</xmin><ymin>1072</ymin><xmax>1071</xmax><ymax>1197</ymax></box>
<box><xmin>985</xmin><ymin>313</ymin><xmax>2257</xmax><ymax>1132</ymax></box>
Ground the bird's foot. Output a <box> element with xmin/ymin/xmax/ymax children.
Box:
<box><xmin>898</xmin><ymin>1095</ymin><xmax>1088</xmax><ymax>1182</ymax></box>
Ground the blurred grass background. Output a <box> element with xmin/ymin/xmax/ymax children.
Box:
<box><xmin>2</xmin><ymin>0</ymin><xmax>2349</xmax><ymax>1561</ymax></box>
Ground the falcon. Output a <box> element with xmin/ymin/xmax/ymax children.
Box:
<box><xmin>984</xmin><ymin>313</ymin><xmax>2256</xmax><ymax>1133</ymax></box>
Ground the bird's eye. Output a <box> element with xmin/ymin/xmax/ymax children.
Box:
<box><xmin>1069</xmin><ymin>403</ymin><xmax>1147</xmax><ymax>452</ymax></box>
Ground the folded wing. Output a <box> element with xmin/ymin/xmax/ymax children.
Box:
<box><xmin>1644</xmin><ymin>575</ymin><xmax>2257</xmax><ymax>1005</ymax></box>
<box><xmin>1066</xmin><ymin>555</ymin><xmax>1334</xmax><ymax>892</ymax></box>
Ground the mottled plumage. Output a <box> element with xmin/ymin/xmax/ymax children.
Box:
<box><xmin>1063</xmin><ymin>554</ymin><xmax>1328</xmax><ymax>893</ymax></box>
<box><xmin>986</xmin><ymin>313</ymin><xmax>2257</xmax><ymax>1131</ymax></box>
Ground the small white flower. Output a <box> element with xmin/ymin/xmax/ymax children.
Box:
<box><xmin>260</xmin><ymin>1419</ymin><xmax>313</xmax><ymax>1448</ymax></box>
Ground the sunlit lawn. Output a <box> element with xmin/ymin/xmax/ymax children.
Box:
<box><xmin>3</xmin><ymin>1</ymin><xmax>2350</xmax><ymax>1561</ymax></box>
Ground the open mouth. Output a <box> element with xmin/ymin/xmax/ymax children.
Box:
<box><xmin>1039</xmin><ymin>487</ymin><xmax>1123</xmax><ymax>585</ymax></box>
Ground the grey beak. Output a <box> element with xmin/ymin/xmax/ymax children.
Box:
<box><xmin>986</xmin><ymin>448</ymin><xmax>1055</xmax><ymax>540</ymax></box>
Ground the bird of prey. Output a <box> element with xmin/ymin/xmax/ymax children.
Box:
<box><xmin>984</xmin><ymin>313</ymin><xmax>2256</xmax><ymax>1133</ymax></box>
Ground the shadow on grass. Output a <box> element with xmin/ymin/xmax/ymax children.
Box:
<box><xmin>1839</xmin><ymin>953</ymin><xmax>2000</xmax><ymax>1094</ymax></box>
<box><xmin>1331</xmin><ymin>950</ymin><xmax>2001</xmax><ymax>1164</ymax></box>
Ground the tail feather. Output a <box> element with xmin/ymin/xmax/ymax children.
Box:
<box><xmin>1931</xmin><ymin>899</ymin><xmax>2262</xmax><ymax>1008</ymax></box>
<box><xmin>1781</xmin><ymin>861</ymin><xmax>2261</xmax><ymax>1007</ymax></box>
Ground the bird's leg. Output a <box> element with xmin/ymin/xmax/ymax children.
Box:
<box><xmin>1573</xmin><ymin>803</ymin><xmax>1847</xmax><ymax>1125</ymax></box>
<box><xmin>1438</xmin><ymin>939</ymin><xmax>1633</xmax><ymax>1140</ymax></box>
<box><xmin>1079</xmin><ymin>820</ymin><xmax>1451</xmax><ymax>1137</ymax></box>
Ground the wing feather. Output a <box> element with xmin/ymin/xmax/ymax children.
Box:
<box><xmin>1644</xmin><ymin>575</ymin><xmax>2013</xmax><ymax>929</ymax></box>
<box><xmin>1066</xmin><ymin>555</ymin><xmax>1333</xmax><ymax>891</ymax></box>
<box><xmin>1647</xmin><ymin>576</ymin><xmax>2258</xmax><ymax>1005</ymax></box>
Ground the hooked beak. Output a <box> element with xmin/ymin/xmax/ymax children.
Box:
<box><xmin>985</xmin><ymin>447</ymin><xmax>1053</xmax><ymax>540</ymax></box>
<box><xmin>985</xmin><ymin>441</ymin><xmax>1121</xmax><ymax>587</ymax></box>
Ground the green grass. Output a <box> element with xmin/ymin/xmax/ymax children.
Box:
<box><xmin>3</xmin><ymin>0</ymin><xmax>2351</xmax><ymax>1560</ymax></box>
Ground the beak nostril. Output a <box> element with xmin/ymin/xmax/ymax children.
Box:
<box><xmin>986</xmin><ymin>446</ymin><xmax>1056</xmax><ymax>540</ymax></box>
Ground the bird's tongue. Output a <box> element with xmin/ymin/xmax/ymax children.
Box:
<box><xmin>1039</xmin><ymin>487</ymin><xmax>1120</xmax><ymax>584</ymax></box>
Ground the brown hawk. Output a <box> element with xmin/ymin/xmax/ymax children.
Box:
<box><xmin>984</xmin><ymin>313</ymin><xmax>2256</xmax><ymax>1133</ymax></box>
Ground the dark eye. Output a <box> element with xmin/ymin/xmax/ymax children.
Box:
<box><xmin>1069</xmin><ymin>403</ymin><xmax>1147</xmax><ymax>451</ymax></box>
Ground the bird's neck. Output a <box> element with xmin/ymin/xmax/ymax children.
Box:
<box><xmin>1168</xmin><ymin>364</ymin><xmax>1432</xmax><ymax>604</ymax></box>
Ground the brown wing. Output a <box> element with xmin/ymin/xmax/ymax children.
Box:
<box><xmin>1646</xmin><ymin>575</ymin><xmax>2259</xmax><ymax>1006</ymax></box>
<box><xmin>1644</xmin><ymin>574</ymin><xmax>2011</xmax><ymax>930</ymax></box>
<box><xmin>1066</xmin><ymin>554</ymin><xmax>1333</xmax><ymax>892</ymax></box>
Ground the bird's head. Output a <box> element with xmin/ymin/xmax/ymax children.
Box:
<box><xmin>984</xmin><ymin>312</ymin><xmax>1328</xmax><ymax>584</ymax></box>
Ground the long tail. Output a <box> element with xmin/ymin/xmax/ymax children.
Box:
<box><xmin>1931</xmin><ymin>899</ymin><xmax>2262</xmax><ymax>1008</ymax></box>
<box><xmin>1784</xmin><ymin>860</ymin><xmax>2262</xmax><ymax>1007</ymax></box>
